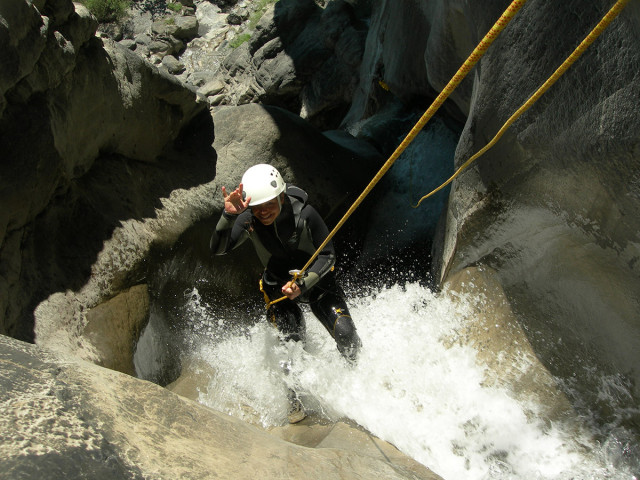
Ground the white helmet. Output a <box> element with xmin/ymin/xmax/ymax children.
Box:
<box><xmin>241</xmin><ymin>164</ymin><xmax>286</xmax><ymax>206</ymax></box>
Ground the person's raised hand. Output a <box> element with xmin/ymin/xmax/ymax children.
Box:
<box><xmin>222</xmin><ymin>183</ymin><xmax>251</xmax><ymax>215</ymax></box>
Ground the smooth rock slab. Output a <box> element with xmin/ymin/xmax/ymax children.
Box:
<box><xmin>0</xmin><ymin>334</ymin><xmax>439</xmax><ymax>480</ymax></box>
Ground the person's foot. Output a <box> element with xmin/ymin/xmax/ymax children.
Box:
<box><xmin>287</xmin><ymin>396</ymin><xmax>306</xmax><ymax>424</ymax></box>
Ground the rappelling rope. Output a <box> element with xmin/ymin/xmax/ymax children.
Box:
<box><xmin>263</xmin><ymin>0</ymin><xmax>527</xmax><ymax>308</ymax></box>
<box><xmin>413</xmin><ymin>0</ymin><xmax>630</xmax><ymax>207</ymax></box>
<box><xmin>267</xmin><ymin>0</ymin><xmax>630</xmax><ymax>308</ymax></box>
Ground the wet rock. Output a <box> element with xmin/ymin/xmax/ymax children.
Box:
<box><xmin>443</xmin><ymin>266</ymin><xmax>575</xmax><ymax>423</ymax></box>
<box><xmin>344</xmin><ymin>0</ymin><xmax>640</xmax><ymax>400</ymax></box>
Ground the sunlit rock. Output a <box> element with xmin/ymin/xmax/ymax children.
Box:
<box><xmin>443</xmin><ymin>266</ymin><xmax>575</xmax><ymax>424</ymax></box>
<box><xmin>82</xmin><ymin>284</ymin><xmax>150</xmax><ymax>376</ymax></box>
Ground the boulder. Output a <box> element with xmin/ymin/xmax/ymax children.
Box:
<box><xmin>217</xmin><ymin>0</ymin><xmax>367</xmax><ymax>128</ymax></box>
<box><xmin>197</xmin><ymin>78</ymin><xmax>225</xmax><ymax>96</ymax></box>
<box><xmin>162</xmin><ymin>54</ymin><xmax>186</xmax><ymax>74</ymax></box>
<box><xmin>82</xmin><ymin>284</ymin><xmax>150</xmax><ymax>376</ymax></box>
<box><xmin>173</xmin><ymin>14</ymin><xmax>199</xmax><ymax>40</ymax></box>
<box><xmin>210</xmin><ymin>103</ymin><xmax>379</xmax><ymax>218</ymax></box>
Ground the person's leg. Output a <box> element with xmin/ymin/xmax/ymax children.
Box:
<box><xmin>263</xmin><ymin>282</ymin><xmax>307</xmax><ymax>423</ymax></box>
<box><xmin>267</xmin><ymin>300</ymin><xmax>305</xmax><ymax>344</ymax></box>
<box><xmin>309</xmin><ymin>282</ymin><xmax>361</xmax><ymax>363</ymax></box>
<box><xmin>262</xmin><ymin>280</ymin><xmax>305</xmax><ymax>344</ymax></box>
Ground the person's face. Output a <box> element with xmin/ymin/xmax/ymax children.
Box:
<box><xmin>251</xmin><ymin>196</ymin><xmax>281</xmax><ymax>225</ymax></box>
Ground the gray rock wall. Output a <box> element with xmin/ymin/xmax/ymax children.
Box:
<box><xmin>345</xmin><ymin>0</ymin><xmax>640</xmax><ymax>393</ymax></box>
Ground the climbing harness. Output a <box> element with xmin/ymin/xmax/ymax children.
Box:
<box><xmin>262</xmin><ymin>0</ymin><xmax>630</xmax><ymax>308</ymax></box>
<box><xmin>413</xmin><ymin>0</ymin><xmax>631</xmax><ymax>207</ymax></box>
<box><xmin>259</xmin><ymin>278</ymin><xmax>278</xmax><ymax>327</ymax></box>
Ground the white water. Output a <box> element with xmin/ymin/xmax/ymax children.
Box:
<box><xmin>168</xmin><ymin>283</ymin><xmax>638</xmax><ymax>480</ymax></box>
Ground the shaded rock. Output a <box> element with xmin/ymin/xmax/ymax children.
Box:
<box><xmin>0</xmin><ymin>0</ymin><xmax>207</xmax><ymax>341</ymax></box>
<box><xmin>58</xmin><ymin>2</ymin><xmax>97</xmax><ymax>46</ymax></box>
<box><xmin>226</xmin><ymin>11</ymin><xmax>245</xmax><ymax>25</ymax></box>
<box><xmin>162</xmin><ymin>54</ymin><xmax>186</xmax><ymax>74</ymax></box>
<box><xmin>32</xmin><ymin>142</ymin><xmax>218</xmax><ymax>360</ymax></box>
<box><xmin>210</xmin><ymin>0</ymin><xmax>240</xmax><ymax>13</ymax></box>
<box><xmin>217</xmin><ymin>0</ymin><xmax>366</xmax><ymax>128</ymax></box>
<box><xmin>254</xmin><ymin>48</ymin><xmax>301</xmax><ymax>97</ymax></box>
<box><xmin>0</xmin><ymin>0</ymin><xmax>48</xmax><ymax>110</ymax></box>
<box><xmin>248</xmin><ymin>0</ymin><xmax>317</xmax><ymax>53</ymax></box>
<box><xmin>323</xmin><ymin>129</ymin><xmax>382</xmax><ymax>163</ymax></box>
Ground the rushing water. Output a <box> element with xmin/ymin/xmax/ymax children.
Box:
<box><xmin>135</xmin><ymin>280</ymin><xmax>638</xmax><ymax>480</ymax></box>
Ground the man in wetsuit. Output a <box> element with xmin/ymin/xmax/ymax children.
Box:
<box><xmin>210</xmin><ymin>164</ymin><xmax>361</xmax><ymax>422</ymax></box>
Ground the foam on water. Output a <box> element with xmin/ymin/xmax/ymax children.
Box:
<box><xmin>182</xmin><ymin>282</ymin><xmax>637</xmax><ymax>480</ymax></box>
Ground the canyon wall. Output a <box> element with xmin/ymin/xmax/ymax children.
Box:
<box><xmin>343</xmin><ymin>0</ymin><xmax>640</xmax><ymax>393</ymax></box>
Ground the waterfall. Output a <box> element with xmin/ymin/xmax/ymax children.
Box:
<box><xmin>136</xmin><ymin>280</ymin><xmax>638</xmax><ymax>480</ymax></box>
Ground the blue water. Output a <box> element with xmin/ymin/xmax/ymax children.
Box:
<box><xmin>358</xmin><ymin>114</ymin><xmax>458</xmax><ymax>261</ymax></box>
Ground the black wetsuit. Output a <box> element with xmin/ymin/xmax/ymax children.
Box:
<box><xmin>210</xmin><ymin>186</ymin><xmax>361</xmax><ymax>362</ymax></box>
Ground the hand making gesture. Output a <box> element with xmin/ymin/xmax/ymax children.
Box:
<box><xmin>222</xmin><ymin>183</ymin><xmax>251</xmax><ymax>215</ymax></box>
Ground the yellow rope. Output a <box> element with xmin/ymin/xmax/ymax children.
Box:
<box><xmin>264</xmin><ymin>0</ymin><xmax>527</xmax><ymax>308</ymax></box>
<box><xmin>413</xmin><ymin>0</ymin><xmax>630</xmax><ymax>208</ymax></box>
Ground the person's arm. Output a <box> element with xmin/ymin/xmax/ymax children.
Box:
<box><xmin>210</xmin><ymin>184</ymin><xmax>252</xmax><ymax>255</ymax></box>
<box><xmin>282</xmin><ymin>205</ymin><xmax>335</xmax><ymax>299</ymax></box>
<box><xmin>301</xmin><ymin>205</ymin><xmax>336</xmax><ymax>292</ymax></box>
